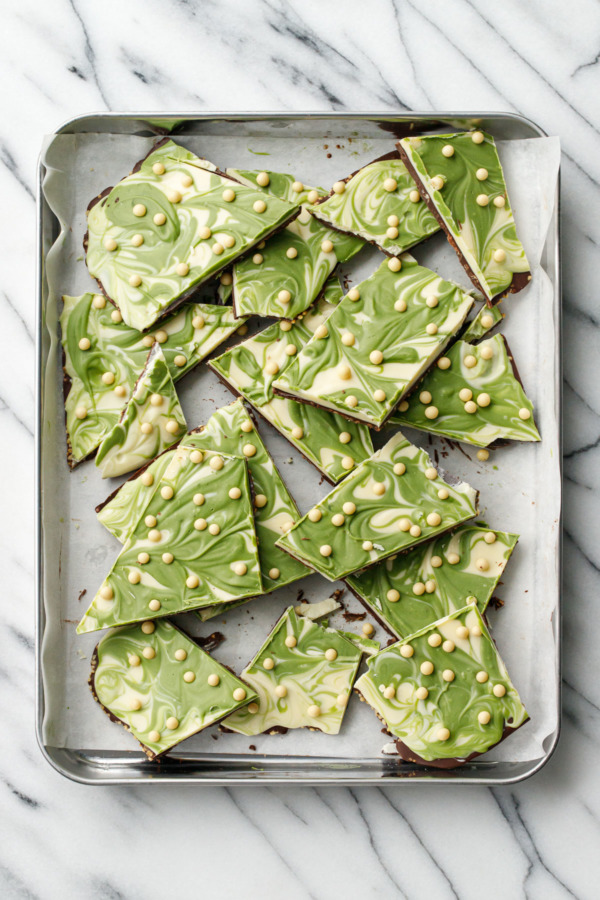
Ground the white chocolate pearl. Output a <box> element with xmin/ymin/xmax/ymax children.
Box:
<box><xmin>233</xmin><ymin>562</ymin><xmax>247</xmax><ymax>576</ymax></box>
<box><xmin>370</xmin><ymin>350</ymin><xmax>384</xmax><ymax>365</ymax></box>
<box><xmin>105</xmin><ymin>236</ymin><xmax>119</xmax><ymax>252</ymax></box>
<box><xmin>492</xmin><ymin>248</ymin><xmax>507</xmax><ymax>264</ymax></box>
<box><xmin>129</xmin><ymin>274</ymin><xmax>142</xmax><ymax>287</ymax></box>
<box><xmin>314</xmin><ymin>324</ymin><xmax>328</xmax><ymax>339</ymax></box>
<box><xmin>464</xmin><ymin>400</ymin><xmax>477</xmax><ymax>414</ymax></box>
<box><xmin>425</xmin><ymin>406</ymin><xmax>438</xmax><ymax>420</ymax></box>
<box><xmin>175</xmin><ymin>649</ymin><xmax>187</xmax><ymax>661</ymax></box>
<box><xmin>141</xmin><ymin>472</ymin><xmax>154</xmax><ymax>486</ymax></box>
<box><xmin>442</xmin><ymin>669</ymin><xmax>455</xmax><ymax>682</ymax></box>
<box><xmin>101</xmin><ymin>372</ymin><xmax>115</xmax><ymax>387</ymax></box>
<box><xmin>199</xmin><ymin>226</ymin><xmax>212</xmax><ymax>240</ymax></box>
<box><xmin>476</xmin><ymin>671</ymin><xmax>489</xmax><ymax>683</ymax></box>
<box><xmin>362</xmin><ymin>540</ymin><xmax>374</xmax><ymax>551</ymax></box>
<box><xmin>153</xmin><ymin>330</ymin><xmax>168</xmax><ymax>345</ymax></box>
<box><xmin>265</xmin><ymin>360</ymin><xmax>279</xmax><ymax>376</ymax></box>
<box><xmin>425</xmin><ymin>580</ymin><xmax>436</xmax><ymax>593</ymax></box>
<box><xmin>111</xmin><ymin>310</ymin><xmax>122</xmax><ymax>323</ymax></box>
<box><xmin>289</xmin><ymin>180</ymin><xmax>303</xmax><ymax>193</ymax></box>
<box><xmin>420</xmin><ymin>661</ymin><xmax>434</xmax><ymax>675</ymax></box>
<box><xmin>269</xmin><ymin>568</ymin><xmax>280</xmax><ymax>580</ymax></box>
<box><xmin>252</xmin><ymin>253</ymin><xmax>263</xmax><ymax>265</ymax></box>
<box><xmin>209</xmin><ymin>523</ymin><xmax>220</xmax><ymax>536</ymax></box>
<box><xmin>339</xmin><ymin>432</ymin><xmax>351</xmax><ymax>444</ymax></box>
<box><xmin>400</xmin><ymin>644</ymin><xmax>414</xmax><ymax>658</ymax></box>
<box><xmin>441</xmin><ymin>144</ymin><xmax>455</xmax><ymax>157</ymax></box>
<box><xmin>383</xmin><ymin>685</ymin><xmax>396</xmax><ymax>700</ymax></box>
<box><xmin>448</xmin><ymin>552</ymin><xmax>460</xmax><ymax>565</ymax></box>
<box><xmin>286</xmin><ymin>247</ymin><xmax>298</xmax><ymax>259</ymax></box>
<box><xmin>212</xmin><ymin>243</ymin><xmax>224</xmax><ymax>255</ymax></box>
<box><xmin>152</xmin><ymin>162</ymin><xmax>165</xmax><ymax>175</ymax></box>
<box><xmin>425</xmin><ymin>467</ymin><xmax>438</xmax><ymax>480</ymax></box>
<box><xmin>430</xmin><ymin>176</ymin><xmax>444</xmax><ymax>191</ymax></box>
<box><xmin>240</xmin><ymin>420</ymin><xmax>253</xmax><ymax>434</ymax></box>
<box><xmin>247</xmin><ymin>702</ymin><xmax>259</xmax><ymax>714</ymax></box>
<box><xmin>394</xmin><ymin>299</ymin><xmax>407</xmax><ymax>312</ymax></box>
<box><xmin>324</xmin><ymin>648</ymin><xmax>338</xmax><ymax>663</ymax></box>
<box><xmin>263</xmin><ymin>657</ymin><xmax>275</xmax><ymax>671</ymax></box>
<box><xmin>207</xmin><ymin>674</ymin><xmax>220</xmax><ymax>686</ymax></box>
<box><xmin>519</xmin><ymin>408</ymin><xmax>531</xmax><ymax>420</ymax></box>
<box><xmin>387</xmin><ymin>589</ymin><xmax>400</xmax><ymax>603</ymax></box>
<box><xmin>437</xmin><ymin>727</ymin><xmax>450</xmax><ymax>741</ymax></box>
<box><xmin>285</xmin><ymin>635</ymin><xmax>297</xmax><ymax>648</ymax></box>
<box><xmin>477</xmin><ymin>449</ymin><xmax>490</xmax><ymax>462</ymax></box>
<box><xmin>149</xmin><ymin>599</ymin><xmax>161</xmax><ymax>611</ymax></box>
<box><xmin>130</xmin><ymin>698</ymin><xmax>142</xmax><ymax>711</ymax></box>
<box><xmin>168</xmin><ymin>191</ymin><xmax>182</xmax><ymax>204</ymax></box>
<box><xmin>130</xmin><ymin>233</ymin><xmax>144</xmax><ymax>248</ymax></box>
<box><xmin>383</xmin><ymin>177</ymin><xmax>397</xmax><ymax>192</ymax></box>
<box><xmin>280</xmin><ymin>320</ymin><xmax>292</xmax><ymax>332</ymax></box>
<box><xmin>431</xmin><ymin>556</ymin><xmax>443</xmax><ymax>568</ymax></box>
<box><xmin>476</xmin><ymin>168</ymin><xmax>489</xmax><ymax>181</ymax></box>
<box><xmin>398</xmin><ymin>518</ymin><xmax>411</xmax><ymax>532</ymax></box>
<box><xmin>181</xmin><ymin>174</ymin><xmax>193</xmax><ymax>187</ymax></box>
<box><xmin>165</xmin><ymin>420</ymin><xmax>180</xmax><ymax>434</ymax></box>
<box><xmin>285</xmin><ymin>344</ymin><xmax>297</xmax><ymax>356</ymax></box>
<box><xmin>427</xmin><ymin>512</ymin><xmax>441</xmax><ymax>527</ymax></box>
<box><xmin>129</xmin><ymin>654</ymin><xmax>141</xmax><ymax>667</ymax></box>
<box><xmin>493</xmin><ymin>684</ymin><xmax>507</xmax><ymax>697</ymax></box>
<box><xmin>175</xmin><ymin>262</ymin><xmax>189</xmax><ymax>277</ymax></box>
<box><xmin>278</xmin><ymin>289</ymin><xmax>291</xmax><ymax>304</ymax></box>
<box><xmin>456</xmin><ymin>625</ymin><xmax>470</xmax><ymax>640</ymax></box>
<box><xmin>481</xmin><ymin>314</ymin><xmax>494</xmax><ymax>328</ymax></box>
<box><xmin>477</xmin><ymin>393</ymin><xmax>491</xmax><ymax>408</ymax></box>
<box><xmin>388</xmin><ymin>222</ymin><xmax>400</xmax><ymax>236</ymax></box>
<box><xmin>387</xmin><ymin>215</ymin><xmax>399</xmax><ymax>227</ymax></box>
<box><xmin>100</xmin><ymin>585</ymin><xmax>114</xmax><ymax>600</ymax></box>
<box><xmin>243</xmin><ymin>443</ymin><xmax>256</xmax><ymax>458</ymax></box>
<box><xmin>347</xmin><ymin>287</ymin><xmax>360</xmax><ymax>302</ymax></box>
<box><xmin>480</xmin><ymin>345</ymin><xmax>493</xmax><ymax>360</ymax></box>
<box><xmin>210</xmin><ymin>456</ymin><xmax>224</xmax><ymax>470</ymax></box>
<box><xmin>174</xmin><ymin>354</ymin><xmax>187</xmax><ymax>368</ymax></box>
<box><xmin>420</xmin><ymin>391</ymin><xmax>433</xmax><ymax>404</ymax></box>
<box><xmin>320</xmin><ymin>544</ymin><xmax>333</xmax><ymax>557</ymax></box>
<box><xmin>476</xmin><ymin>557</ymin><xmax>490</xmax><ymax>572</ymax></box>
<box><xmin>437</xmin><ymin>357</ymin><xmax>451</xmax><ymax>370</ymax></box>
<box><xmin>388</xmin><ymin>257</ymin><xmax>402</xmax><ymax>272</ymax></box>
<box><xmin>478</xmin><ymin>710</ymin><xmax>491</xmax><ymax>725</ymax></box>
<box><xmin>194</xmin><ymin>518</ymin><xmax>207</xmax><ymax>531</ymax></box>
<box><xmin>307</xmin><ymin>705</ymin><xmax>321</xmax><ymax>718</ymax></box>
<box><xmin>345</xmin><ymin>396</ymin><xmax>358</xmax><ymax>408</ymax></box>
<box><xmin>413</xmin><ymin>582</ymin><xmax>425</xmax><ymax>596</ymax></box>
<box><xmin>233</xmin><ymin>688</ymin><xmax>247</xmax><ymax>702</ymax></box>
<box><xmin>141</xmin><ymin>423</ymin><xmax>153</xmax><ymax>437</ymax></box>
<box><xmin>332</xmin><ymin>513</ymin><xmax>345</xmax><ymax>527</ymax></box>
<box><xmin>128</xmin><ymin>570</ymin><xmax>141</xmax><ymax>584</ymax></box>
<box><xmin>372</xmin><ymin>482</ymin><xmax>386</xmax><ymax>496</ymax></box>
<box><xmin>150</xmin><ymin>393</ymin><xmax>163</xmax><ymax>407</ymax></box>
<box><xmin>321</xmin><ymin>239</ymin><xmax>334</xmax><ymax>253</ymax></box>
<box><xmin>410</xmin><ymin>525</ymin><xmax>422</xmax><ymax>537</ymax></box>
<box><xmin>223</xmin><ymin>235</ymin><xmax>235</xmax><ymax>251</ymax></box>
<box><xmin>148</xmin><ymin>730</ymin><xmax>161</xmax><ymax>742</ymax></box>
<box><xmin>229</xmin><ymin>487</ymin><xmax>242</xmax><ymax>500</ymax></box>
<box><xmin>428</xmin><ymin>634</ymin><xmax>443</xmax><ymax>649</ymax></box>
<box><xmin>190</xmin><ymin>451</ymin><xmax>204</xmax><ymax>467</ymax></box>
<box><xmin>409</xmin><ymin>189</ymin><xmax>421</xmax><ymax>203</ymax></box>
<box><xmin>307</xmin><ymin>190</ymin><xmax>319</xmax><ymax>203</ymax></box>
<box><xmin>222</xmin><ymin>188</ymin><xmax>235</xmax><ymax>202</ymax></box>
<box><xmin>161</xmin><ymin>486</ymin><xmax>174</xmax><ymax>501</ymax></box>
<box><xmin>471</xmin><ymin>131</ymin><xmax>484</xmax><ymax>143</ymax></box>
<box><xmin>332</xmin><ymin>180</ymin><xmax>346</xmax><ymax>194</ymax></box>
<box><xmin>186</xmin><ymin>574</ymin><xmax>199</xmax><ymax>589</ymax></box>
<box><xmin>426</xmin><ymin>323</ymin><xmax>438</xmax><ymax>335</ymax></box>
<box><xmin>153</xmin><ymin>212</ymin><xmax>166</xmax><ymax>226</ymax></box>
<box><xmin>494</xmin><ymin>196</ymin><xmax>506</xmax><ymax>207</ymax></box>
<box><xmin>394</xmin><ymin>463</ymin><xmax>406</xmax><ymax>476</ymax></box>
<box><xmin>114</xmin><ymin>385</ymin><xmax>126</xmax><ymax>397</ymax></box>
<box><xmin>275</xmin><ymin>685</ymin><xmax>287</xmax><ymax>698</ymax></box>
<box><xmin>341</xmin><ymin>332</ymin><xmax>355</xmax><ymax>347</ymax></box>
<box><xmin>308</xmin><ymin>508</ymin><xmax>322</xmax><ymax>522</ymax></box>
<box><xmin>415</xmin><ymin>686</ymin><xmax>429</xmax><ymax>701</ymax></box>
<box><xmin>133</xmin><ymin>203</ymin><xmax>146</xmax><ymax>217</ymax></box>
<box><xmin>464</xmin><ymin>355</ymin><xmax>477</xmax><ymax>368</ymax></box>
<box><xmin>476</xmin><ymin>194</ymin><xmax>489</xmax><ymax>207</ymax></box>
<box><xmin>438</xmin><ymin>488</ymin><xmax>449</xmax><ymax>500</ymax></box>
<box><xmin>426</xmin><ymin>296</ymin><xmax>439</xmax><ymax>309</ymax></box>
<box><xmin>166</xmin><ymin>716</ymin><xmax>179</xmax><ymax>731</ymax></box>
<box><xmin>256</xmin><ymin>171</ymin><xmax>270</xmax><ymax>186</ymax></box>
<box><xmin>253</xmin><ymin>199</ymin><xmax>266</xmax><ymax>213</ymax></box>
<box><xmin>142</xmin><ymin>647</ymin><xmax>155</xmax><ymax>660</ymax></box>
<box><xmin>362</xmin><ymin>623</ymin><xmax>374</xmax><ymax>637</ymax></box>
<box><xmin>92</xmin><ymin>296</ymin><xmax>106</xmax><ymax>309</ymax></box>
<box><xmin>442</xmin><ymin>640</ymin><xmax>455</xmax><ymax>653</ymax></box>
<box><xmin>484</xmin><ymin>531</ymin><xmax>497</xmax><ymax>545</ymax></box>
<box><xmin>183</xmin><ymin>671</ymin><xmax>195</xmax><ymax>683</ymax></box>
<box><xmin>374</xmin><ymin>389</ymin><xmax>386</xmax><ymax>403</ymax></box>
<box><xmin>459</xmin><ymin>388</ymin><xmax>473</xmax><ymax>402</ymax></box>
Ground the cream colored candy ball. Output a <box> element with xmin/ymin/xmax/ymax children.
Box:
<box><xmin>425</xmin><ymin>406</ymin><xmax>438</xmax><ymax>420</ymax></box>
<box><xmin>464</xmin><ymin>400</ymin><xmax>477</xmax><ymax>414</ymax></box>
<box><xmin>388</xmin><ymin>257</ymin><xmax>402</xmax><ymax>272</ymax></box>
<box><xmin>387</xmin><ymin>589</ymin><xmax>400</xmax><ymax>603</ymax></box>
<box><xmin>409</xmin><ymin>189</ymin><xmax>421</xmax><ymax>203</ymax></box>
<box><xmin>253</xmin><ymin>199</ymin><xmax>266</xmax><ymax>213</ymax></box>
<box><xmin>437</xmin><ymin>357</ymin><xmax>451</xmax><ymax>370</ymax></box>
<box><xmin>256</xmin><ymin>171</ymin><xmax>270</xmax><ymax>186</ymax></box>
<box><xmin>342</xmin><ymin>501</ymin><xmax>356</xmax><ymax>515</ymax></box>
<box><xmin>233</xmin><ymin>688</ymin><xmax>247</xmax><ymax>702</ymax></box>
<box><xmin>347</xmin><ymin>288</ymin><xmax>360</xmax><ymax>302</ymax></box>
<box><xmin>394</xmin><ymin>463</ymin><xmax>406</xmax><ymax>476</ymax></box>
<box><xmin>400</xmin><ymin>644</ymin><xmax>414</xmax><ymax>658</ymax></box>
<box><xmin>441</xmin><ymin>144</ymin><xmax>455</xmax><ymax>157</ymax></box>
<box><xmin>420</xmin><ymin>661</ymin><xmax>434</xmax><ymax>676</ymax></box>
<box><xmin>320</xmin><ymin>544</ymin><xmax>333</xmax><ymax>557</ymax></box>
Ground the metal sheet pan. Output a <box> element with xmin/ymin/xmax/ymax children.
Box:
<box><xmin>35</xmin><ymin>112</ymin><xmax>561</xmax><ymax>785</ymax></box>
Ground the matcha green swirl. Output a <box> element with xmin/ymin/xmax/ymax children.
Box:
<box><xmin>389</xmin><ymin>334</ymin><xmax>541</xmax><ymax>447</ymax></box>
<box><xmin>95</xmin><ymin>344</ymin><xmax>187</xmax><ymax>478</ymax></box>
<box><xmin>223</xmin><ymin>607</ymin><xmax>362</xmax><ymax>736</ymax></box>
<box><xmin>310</xmin><ymin>157</ymin><xmax>439</xmax><ymax>253</ymax></box>
<box><xmin>226</xmin><ymin>168</ymin><xmax>325</xmax><ymax>206</ymax></box>
<box><xmin>347</xmin><ymin>525</ymin><xmax>518</xmax><ymax>639</ymax></box>
<box><xmin>355</xmin><ymin>605</ymin><xmax>529</xmax><ymax>762</ymax></box>
<box><xmin>85</xmin><ymin>140</ymin><xmax>296</xmax><ymax>331</ymax></box>
<box><xmin>399</xmin><ymin>132</ymin><xmax>530</xmax><ymax>301</ymax></box>
<box><xmin>78</xmin><ymin>448</ymin><xmax>262</xmax><ymax>633</ymax></box>
<box><xmin>93</xmin><ymin>619</ymin><xmax>257</xmax><ymax>758</ymax></box>
<box><xmin>276</xmin><ymin>431</ymin><xmax>479</xmax><ymax>582</ymax></box>
<box><xmin>462</xmin><ymin>303</ymin><xmax>503</xmax><ymax>341</ymax></box>
<box><xmin>274</xmin><ymin>256</ymin><xmax>474</xmax><ymax>427</ymax></box>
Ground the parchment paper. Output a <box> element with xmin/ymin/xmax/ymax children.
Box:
<box><xmin>39</xmin><ymin>127</ymin><xmax>561</xmax><ymax>764</ymax></box>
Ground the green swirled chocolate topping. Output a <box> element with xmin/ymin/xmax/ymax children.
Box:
<box><xmin>233</xmin><ymin>206</ymin><xmax>363</xmax><ymax>319</ymax></box>
<box><xmin>92</xmin><ymin>618</ymin><xmax>257</xmax><ymax>758</ymax></box>
<box><xmin>398</xmin><ymin>132</ymin><xmax>530</xmax><ymax>303</ymax></box>
<box><xmin>210</xmin><ymin>278</ymin><xmax>374</xmax><ymax>482</ymax></box>
<box><xmin>85</xmin><ymin>139</ymin><xmax>297</xmax><ymax>331</ymax></box>
<box><xmin>310</xmin><ymin>155</ymin><xmax>439</xmax><ymax>254</ymax></box>
<box><xmin>276</xmin><ymin>431</ymin><xmax>479</xmax><ymax>582</ymax></box>
<box><xmin>77</xmin><ymin>447</ymin><xmax>262</xmax><ymax>633</ymax></box>
<box><xmin>273</xmin><ymin>256</ymin><xmax>474</xmax><ymax>427</ymax></box>
<box><xmin>222</xmin><ymin>607</ymin><xmax>362</xmax><ymax>736</ymax></box>
<box><xmin>61</xmin><ymin>292</ymin><xmax>243</xmax><ymax>465</ymax></box>
<box><xmin>95</xmin><ymin>344</ymin><xmax>186</xmax><ymax>478</ymax></box>
<box><xmin>226</xmin><ymin>168</ymin><xmax>325</xmax><ymax>206</ymax></box>
<box><xmin>389</xmin><ymin>334</ymin><xmax>540</xmax><ymax>447</ymax></box>
<box><xmin>346</xmin><ymin>525</ymin><xmax>518</xmax><ymax>639</ymax></box>
<box><xmin>354</xmin><ymin>605</ymin><xmax>529</xmax><ymax>763</ymax></box>
<box><xmin>462</xmin><ymin>303</ymin><xmax>503</xmax><ymax>341</ymax></box>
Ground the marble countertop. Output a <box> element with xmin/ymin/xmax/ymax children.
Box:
<box><xmin>1</xmin><ymin>0</ymin><xmax>598</xmax><ymax>896</ymax></box>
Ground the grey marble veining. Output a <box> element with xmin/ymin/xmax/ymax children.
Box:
<box><xmin>1</xmin><ymin>0</ymin><xmax>599</xmax><ymax>896</ymax></box>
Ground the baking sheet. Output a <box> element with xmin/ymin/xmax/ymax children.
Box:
<box><xmin>39</xmin><ymin>126</ymin><xmax>561</xmax><ymax>766</ymax></box>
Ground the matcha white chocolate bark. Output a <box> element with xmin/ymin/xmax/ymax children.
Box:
<box><xmin>389</xmin><ymin>334</ymin><xmax>540</xmax><ymax>448</ymax></box>
<box><xmin>222</xmin><ymin>607</ymin><xmax>362</xmax><ymax>736</ymax></box>
<box><xmin>85</xmin><ymin>139</ymin><xmax>297</xmax><ymax>331</ymax></box>
<box><xmin>226</xmin><ymin>168</ymin><xmax>325</xmax><ymax>206</ymax></box>
<box><xmin>346</xmin><ymin>525</ymin><xmax>518</xmax><ymax>639</ymax></box>
<box><xmin>397</xmin><ymin>132</ymin><xmax>530</xmax><ymax>304</ymax></box>
<box><xmin>275</xmin><ymin>432</ymin><xmax>479</xmax><ymax>582</ymax></box>
<box><xmin>462</xmin><ymin>304</ymin><xmax>503</xmax><ymax>342</ymax></box>
<box><xmin>77</xmin><ymin>447</ymin><xmax>262</xmax><ymax>633</ymax></box>
<box><xmin>273</xmin><ymin>256</ymin><xmax>474</xmax><ymax>428</ymax></box>
<box><xmin>209</xmin><ymin>277</ymin><xmax>374</xmax><ymax>483</ymax></box>
<box><xmin>90</xmin><ymin>618</ymin><xmax>257</xmax><ymax>759</ymax></box>
<box><xmin>310</xmin><ymin>153</ymin><xmax>440</xmax><ymax>254</ymax></box>
<box><xmin>61</xmin><ymin>292</ymin><xmax>242</xmax><ymax>465</ymax></box>
<box><xmin>354</xmin><ymin>605</ymin><xmax>529</xmax><ymax>767</ymax></box>
<box><xmin>97</xmin><ymin>400</ymin><xmax>308</xmax><ymax>595</ymax></box>
<box><xmin>95</xmin><ymin>344</ymin><xmax>186</xmax><ymax>478</ymax></box>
